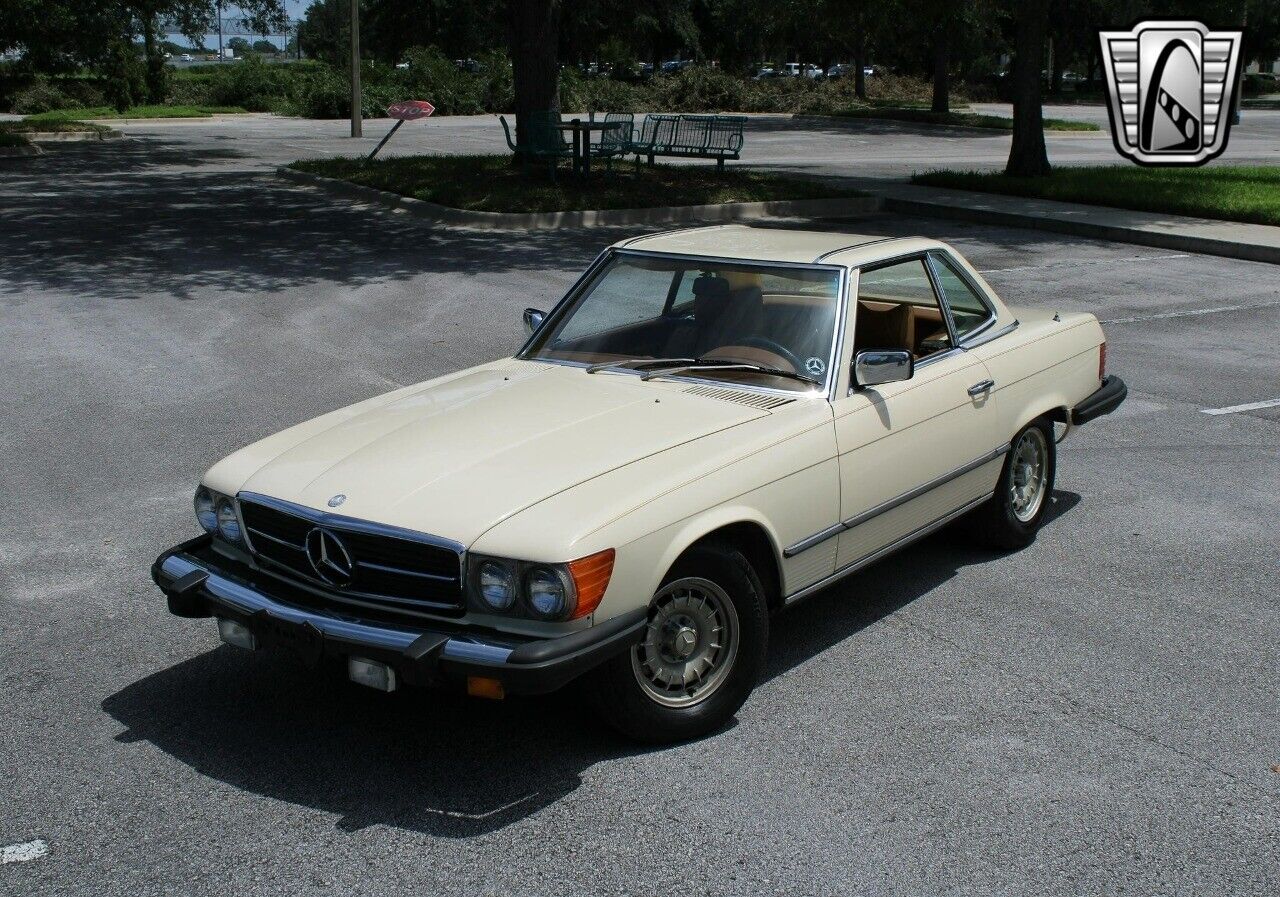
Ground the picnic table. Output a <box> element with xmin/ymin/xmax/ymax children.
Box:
<box><xmin>556</xmin><ymin>119</ymin><xmax>627</xmax><ymax>177</ymax></box>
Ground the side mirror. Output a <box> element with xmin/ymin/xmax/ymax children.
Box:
<box><xmin>523</xmin><ymin>308</ymin><xmax>546</xmax><ymax>335</ymax></box>
<box><xmin>853</xmin><ymin>349</ymin><xmax>914</xmax><ymax>388</ymax></box>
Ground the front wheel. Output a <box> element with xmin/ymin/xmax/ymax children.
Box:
<box><xmin>586</xmin><ymin>542</ymin><xmax>768</xmax><ymax>743</ymax></box>
<box><xmin>971</xmin><ymin>419</ymin><xmax>1056</xmax><ymax>550</ymax></box>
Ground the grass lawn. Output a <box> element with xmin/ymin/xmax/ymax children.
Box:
<box><xmin>912</xmin><ymin>166</ymin><xmax>1280</xmax><ymax>227</ymax></box>
<box><xmin>1</xmin><ymin>119</ymin><xmax>111</xmax><ymax>135</ymax></box>
<box><xmin>289</xmin><ymin>154</ymin><xmax>866</xmax><ymax>213</ymax></box>
<box><xmin>24</xmin><ymin>105</ymin><xmax>246</xmax><ymax>122</ymax></box>
<box><xmin>836</xmin><ymin>107</ymin><xmax>1099</xmax><ymax>132</ymax></box>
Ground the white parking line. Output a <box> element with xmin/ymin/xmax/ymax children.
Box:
<box><xmin>980</xmin><ymin>253</ymin><xmax>1189</xmax><ymax>274</ymax></box>
<box><xmin>1105</xmin><ymin>300</ymin><xmax>1280</xmax><ymax>324</ymax></box>
<box><xmin>1201</xmin><ymin>399</ymin><xmax>1280</xmax><ymax>416</ymax></box>
<box><xmin>1</xmin><ymin>840</ymin><xmax>48</xmax><ymax>864</ymax></box>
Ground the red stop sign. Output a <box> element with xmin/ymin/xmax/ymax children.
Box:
<box><xmin>387</xmin><ymin>100</ymin><xmax>435</xmax><ymax>121</ymax></box>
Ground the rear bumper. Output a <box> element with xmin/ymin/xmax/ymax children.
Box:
<box><xmin>152</xmin><ymin>535</ymin><xmax>646</xmax><ymax>695</ymax></box>
<box><xmin>1072</xmin><ymin>375</ymin><xmax>1127</xmax><ymax>425</ymax></box>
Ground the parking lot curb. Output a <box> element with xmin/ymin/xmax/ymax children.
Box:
<box><xmin>0</xmin><ymin>144</ymin><xmax>43</xmax><ymax>157</ymax></box>
<box><xmin>24</xmin><ymin>130</ymin><xmax>124</xmax><ymax>142</ymax></box>
<box><xmin>276</xmin><ymin>166</ymin><xmax>882</xmax><ymax>229</ymax></box>
<box><xmin>879</xmin><ymin>193</ymin><xmax>1280</xmax><ymax>266</ymax></box>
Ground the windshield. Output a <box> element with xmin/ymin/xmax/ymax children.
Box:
<box><xmin>524</xmin><ymin>252</ymin><xmax>843</xmax><ymax>392</ymax></box>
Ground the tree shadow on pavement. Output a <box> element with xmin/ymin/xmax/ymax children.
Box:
<box><xmin>0</xmin><ymin>140</ymin><xmax>622</xmax><ymax>303</ymax></box>
<box><xmin>100</xmin><ymin>491</ymin><xmax>1080</xmax><ymax>838</ymax></box>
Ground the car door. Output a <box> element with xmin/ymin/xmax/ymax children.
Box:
<box><xmin>830</xmin><ymin>255</ymin><xmax>1005</xmax><ymax>570</ymax></box>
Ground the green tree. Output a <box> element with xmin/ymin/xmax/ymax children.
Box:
<box><xmin>1</xmin><ymin>1</ymin><xmax>287</xmax><ymax>104</ymax></box>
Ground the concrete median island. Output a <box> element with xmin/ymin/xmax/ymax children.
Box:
<box><xmin>283</xmin><ymin>154</ymin><xmax>877</xmax><ymax>229</ymax></box>
<box><xmin>913</xmin><ymin>166</ymin><xmax>1280</xmax><ymax>228</ymax></box>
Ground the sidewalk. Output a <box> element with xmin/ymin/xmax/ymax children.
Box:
<box><xmin>853</xmin><ymin>179</ymin><xmax>1280</xmax><ymax>265</ymax></box>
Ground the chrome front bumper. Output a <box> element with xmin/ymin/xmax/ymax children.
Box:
<box><xmin>152</xmin><ymin>535</ymin><xmax>646</xmax><ymax>694</ymax></box>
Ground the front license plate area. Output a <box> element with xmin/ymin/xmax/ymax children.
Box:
<box><xmin>250</xmin><ymin>611</ymin><xmax>324</xmax><ymax>666</ymax></box>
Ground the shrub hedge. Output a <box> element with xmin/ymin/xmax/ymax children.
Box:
<box><xmin>4</xmin><ymin>53</ymin><xmax>970</xmax><ymax>119</ymax></box>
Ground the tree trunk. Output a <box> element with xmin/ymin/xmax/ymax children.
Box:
<box><xmin>1005</xmin><ymin>0</ymin><xmax>1051</xmax><ymax>177</ymax></box>
<box><xmin>853</xmin><ymin>32</ymin><xmax>866</xmax><ymax>100</ymax></box>
<box><xmin>509</xmin><ymin>0</ymin><xmax>560</xmax><ymax>146</ymax></box>
<box><xmin>142</xmin><ymin>12</ymin><xmax>165</xmax><ymax>105</ymax></box>
<box><xmin>931</xmin><ymin>26</ymin><xmax>949</xmax><ymax>114</ymax></box>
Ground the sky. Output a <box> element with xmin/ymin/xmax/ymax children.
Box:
<box><xmin>166</xmin><ymin>1</ymin><xmax>319</xmax><ymax>51</ymax></box>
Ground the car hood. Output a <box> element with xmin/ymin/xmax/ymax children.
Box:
<box><xmin>212</xmin><ymin>361</ymin><xmax>769</xmax><ymax>548</ymax></box>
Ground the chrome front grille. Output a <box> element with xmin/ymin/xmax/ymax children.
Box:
<box><xmin>237</xmin><ymin>494</ymin><xmax>465</xmax><ymax>617</ymax></box>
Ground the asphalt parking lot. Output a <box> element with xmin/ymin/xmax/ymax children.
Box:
<box><xmin>1</xmin><ymin>136</ymin><xmax>1278</xmax><ymax>896</ymax></box>
<box><xmin>36</xmin><ymin>102</ymin><xmax>1280</xmax><ymax>179</ymax></box>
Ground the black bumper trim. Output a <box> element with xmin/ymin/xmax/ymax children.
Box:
<box><xmin>1072</xmin><ymin>375</ymin><xmax>1127</xmax><ymax>425</ymax></box>
<box><xmin>152</xmin><ymin>537</ymin><xmax>647</xmax><ymax>694</ymax></box>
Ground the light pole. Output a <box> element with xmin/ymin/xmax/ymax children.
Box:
<box><xmin>350</xmin><ymin>0</ymin><xmax>362</xmax><ymax>138</ymax></box>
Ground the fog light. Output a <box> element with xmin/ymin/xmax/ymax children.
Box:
<box><xmin>348</xmin><ymin>656</ymin><xmax>397</xmax><ymax>692</ymax></box>
<box><xmin>216</xmin><ymin>617</ymin><xmax>257</xmax><ymax>651</ymax></box>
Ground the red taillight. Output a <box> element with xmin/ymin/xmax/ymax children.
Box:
<box><xmin>1099</xmin><ymin>341</ymin><xmax>1107</xmax><ymax>381</ymax></box>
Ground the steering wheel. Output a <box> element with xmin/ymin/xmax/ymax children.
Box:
<box><xmin>732</xmin><ymin>336</ymin><xmax>804</xmax><ymax>373</ymax></box>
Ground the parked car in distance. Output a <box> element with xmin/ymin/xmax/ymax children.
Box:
<box><xmin>801</xmin><ymin>63</ymin><xmax>823</xmax><ymax>79</ymax></box>
<box><xmin>153</xmin><ymin>226</ymin><xmax>1127</xmax><ymax>743</ymax></box>
<box><xmin>829</xmin><ymin>64</ymin><xmax>877</xmax><ymax>79</ymax></box>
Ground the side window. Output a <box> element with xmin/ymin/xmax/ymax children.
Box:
<box><xmin>930</xmin><ymin>252</ymin><xmax>993</xmax><ymax>342</ymax></box>
<box><xmin>855</xmin><ymin>258</ymin><xmax>952</xmax><ymax>358</ymax></box>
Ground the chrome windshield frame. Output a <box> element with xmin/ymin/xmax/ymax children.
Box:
<box><xmin>517</xmin><ymin>248</ymin><xmax>849</xmax><ymax>401</ymax></box>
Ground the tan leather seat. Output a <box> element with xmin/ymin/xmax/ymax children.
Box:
<box><xmin>694</xmin><ymin>276</ymin><xmax>764</xmax><ymax>355</ymax></box>
<box><xmin>853</xmin><ymin>303</ymin><xmax>912</xmax><ymax>354</ymax></box>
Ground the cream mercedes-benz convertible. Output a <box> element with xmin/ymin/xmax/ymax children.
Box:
<box><xmin>154</xmin><ymin>226</ymin><xmax>1126</xmax><ymax>742</ymax></box>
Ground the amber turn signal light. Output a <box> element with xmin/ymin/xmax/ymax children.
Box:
<box><xmin>467</xmin><ymin>676</ymin><xmax>505</xmax><ymax>700</ymax></box>
<box><xmin>566</xmin><ymin>548</ymin><xmax>615</xmax><ymax>620</ymax></box>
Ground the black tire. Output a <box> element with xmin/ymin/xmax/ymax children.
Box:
<box><xmin>586</xmin><ymin>541</ymin><xmax>769</xmax><ymax>743</ymax></box>
<box><xmin>970</xmin><ymin>418</ymin><xmax>1056</xmax><ymax>551</ymax></box>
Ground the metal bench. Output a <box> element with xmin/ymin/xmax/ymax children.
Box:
<box><xmin>629</xmin><ymin>113</ymin><xmax>746</xmax><ymax>171</ymax></box>
<box><xmin>589</xmin><ymin>112</ymin><xmax>635</xmax><ymax>168</ymax></box>
<box><xmin>500</xmin><ymin>111</ymin><xmax>572</xmax><ymax>178</ymax></box>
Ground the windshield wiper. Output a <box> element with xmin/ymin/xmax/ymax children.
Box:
<box><xmin>639</xmin><ymin>359</ymin><xmax>823</xmax><ymax>388</ymax></box>
<box><xmin>585</xmin><ymin>357</ymin><xmax>696</xmax><ymax>374</ymax></box>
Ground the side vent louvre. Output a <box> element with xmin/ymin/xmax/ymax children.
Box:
<box><xmin>682</xmin><ymin>384</ymin><xmax>795</xmax><ymax>410</ymax></box>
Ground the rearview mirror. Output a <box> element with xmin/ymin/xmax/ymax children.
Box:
<box><xmin>854</xmin><ymin>349</ymin><xmax>913</xmax><ymax>388</ymax></box>
<box><xmin>523</xmin><ymin>308</ymin><xmax>546</xmax><ymax>335</ymax></box>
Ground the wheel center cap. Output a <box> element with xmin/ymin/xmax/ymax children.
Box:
<box><xmin>670</xmin><ymin>626</ymin><xmax>698</xmax><ymax>659</ymax></box>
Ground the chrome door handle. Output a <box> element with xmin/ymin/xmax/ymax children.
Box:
<box><xmin>967</xmin><ymin>379</ymin><xmax>995</xmax><ymax>396</ymax></box>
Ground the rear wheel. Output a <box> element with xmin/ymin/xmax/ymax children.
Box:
<box><xmin>972</xmin><ymin>419</ymin><xmax>1056</xmax><ymax>550</ymax></box>
<box><xmin>586</xmin><ymin>542</ymin><xmax>768</xmax><ymax>743</ymax></box>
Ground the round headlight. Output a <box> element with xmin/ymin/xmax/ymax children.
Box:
<box><xmin>477</xmin><ymin>560</ymin><xmax>516</xmax><ymax>611</ymax></box>
<box><xmin>215</xmin><ymin>498</ymin><xmax>242</xmax><ymax>543</ymax></box>
<box><xmin>526</xmin><ymin>566</ymin><xmax>571</xmax><ymax>619</ymax></box>
<box><xmin>194</xmin><ymin>488</ymin><xmax>218</xmax><ymax>533</ymax></box>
